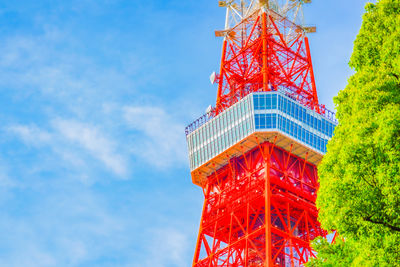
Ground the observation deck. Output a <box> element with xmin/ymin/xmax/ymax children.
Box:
<box><xmin>186</xmin><ymin>90</ymin><xmax>338</xmax><ymax>187</ymax></box>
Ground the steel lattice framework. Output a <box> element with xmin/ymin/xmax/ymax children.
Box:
<box><xmin>188</xmin><ymin>1</ymin><xmax>334</xmax><ymax>266</ymax></box>
<box><xmin>193</xmin><ymin>140</ymin><xmax>327</xmax><ymax>266</ymax></box>
<box><xmin>214</xmin><ymin>0</ymin><xmax>322</xmax><ymax>115</ymax></box>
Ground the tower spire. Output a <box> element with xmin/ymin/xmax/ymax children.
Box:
<box><xmin>214</xmin><ymin>0</ymin><xmax>319</xmax><ymax>115</ymax></box>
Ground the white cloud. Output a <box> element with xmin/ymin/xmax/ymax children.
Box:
<box><xmin>6</xmin><ymin>105</ymin><xmax>188</xmax><ymax>178</ymax></box>
<box><xmin>7</xmin><ymin>124</ymin><xmax>52</xmax><ymax>146</ymax></box>
<box><xmin>0</xmin><ymin>26</ymin><xmax>189</xmax><ymax>173</ymax></box>
<box><xmin>141</xmin><ymin>228</ymin><xmax>189</xmax><ymax>267</ymax></box>
<box><xmin>52</xmin><ymin>118</ymin><xmax>127</xmax><ymax>177</ymax></box>
<box><xmin>0</xmin><ymin>27</ymin><xmax>138</xmax><ymax>123</ymax></box>
<box><xmin>7</xmin><ymin>120</ymin><xmax>127</xmax><ymax>178</ymax></box>
<box><xmin>123</xmin><ymin>106</ymin><xmax>187</xmax><ymax>169</ymax></box>
<box><xmin>0</xmin><ymin>184</ymin><xmax>129</xmax><ymax>267</ymax></box>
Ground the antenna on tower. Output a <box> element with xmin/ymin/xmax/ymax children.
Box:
<box><xmin>209</xmin><ymin>72</ymin><xmax>217</xmax><ymax>84</ymax></box>
<box><xmin>216</xmin><ymin>0</ymin><xmax>316</xmax><ymax>34</ymax></box>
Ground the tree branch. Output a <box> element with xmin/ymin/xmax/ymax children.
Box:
<box><xmin>389</xmin><ymin>73</ymin><xmax>400</xmax><ymax>88</ymax></box>
<box><xmin>363</xmin><ymin>216</ymin><xmax>400</xmax><ymax>232</ymax></box>
<box><xmin>389</xmin><ymin>72</ymin><xmax>399</xmax><ymax>81</ymax></box>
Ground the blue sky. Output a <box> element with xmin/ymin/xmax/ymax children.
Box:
<box><xmin>0</xmin><ymin>1</ymin><xmax>371</xmax><ymax>266</ymax></box>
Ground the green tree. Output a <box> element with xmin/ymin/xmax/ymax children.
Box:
<box><xmin>309</xmin><ymin>1</ymin><xmax>400</xmax><ymax>266</ymax></box>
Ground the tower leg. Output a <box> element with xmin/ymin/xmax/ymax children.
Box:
<box><xmin>265</xmin><ymin>145</ymin><xmax>272</xmax><ymax>267</ymax></box>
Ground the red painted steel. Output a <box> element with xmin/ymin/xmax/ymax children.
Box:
<box><xmin>215</xmin><ymin>9</ymin><xmax>321</xmax><ymax>115</ymax></box>
<box><xmin>191</xmin><ymin>6</ymin><xmax>327</xmax><ymax>267</ymax></box>
<box><xmin>192</xmin><ymin>141</ymin><xmax>327</xmax><ymax>266</ymax></box>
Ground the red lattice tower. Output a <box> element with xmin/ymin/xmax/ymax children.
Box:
<box><xmin>186</xmin><ymin>1</ymin><xmax>337</xmax><ymax>266</ymax></box>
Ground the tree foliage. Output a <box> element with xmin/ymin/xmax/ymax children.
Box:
<box><xmin>309</xmin><ymin>1</ymin><xmax>400</xmax><ymax>266</ymax></box>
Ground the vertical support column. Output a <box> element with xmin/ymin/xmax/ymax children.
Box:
<box><xmin>192</xmin><ymin>183</ymin><xmax>211</xmax><ymax>266</ymax></box>
<box><xmin>261</xmin><ymin>8</ymin><xmax>269</xmax><ymax>92</ymax></box>
<box><xmin>216</xmin><ymin>39</ymin><xmax>228</xmax><ymax>113</ymax></box>
<box><xmin>264</xmin><ymin>144</ymin><xmax>272</xmax><ymax>267</ymax></box>
<box><xmin>245</xmin><ymin>202</ymin><xmax>249</xmax><ymax>267</ymax></box>
<box><xmin>304</xmin><ymin>36</ymin><xmax>319</xmax><ymax>112</ymax></box>
<box><xmin>287</xmin><ymin>202</ymin><xmax>294</xmax><ymax>267</ymax></box>
<box><xmin>227</xmin><ymin>212</ymin><xmax>234</xmax><ymax>266</ymax></box>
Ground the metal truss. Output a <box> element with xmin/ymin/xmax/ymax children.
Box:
<box><xmin>214</xmin><ymin>1</ymin><xmax>321</xmax><ymax>115</ymax></box>
<box><xmin>192</xmin><ymin>141</ymin><xmax>326</xmax><ymax>266</ymax></box>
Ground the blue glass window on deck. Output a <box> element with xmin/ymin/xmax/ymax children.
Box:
<box><xmin>266</xmin><ymin>95</ymin><xmax>271</xmax><ymax>109</ymax></box>
<box><xmin>317</xmin><ymin>119</ymin><xmax>321</xmax><ymax>132</ymax></box>
<box><xmin>255</xmin><ymin>114</ymin><xmax>260</xmax><ymax>128</ymax></box>
<box><xmin>266</xmin><ymin>114</ymin><xmax>272</xmax><ymax>128</ymax></box>
<box><xmin>261</xmin><ymin>114</ymin><xmax>266</xmax><ymax>128</ymax></box>
<box><xmin>254</xmin><ymin>95</ymin><xmax>259</xmax><ymax>110</ymax></box>
<box><xmin>262</xmin><ymin>95</ymin><xmax>265</xmax><ymax>109</ymax></box>
<box><xmin>272</xmin><ymin>94</ymin><xmax>277</xmax><ymax>109</ymax></box>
